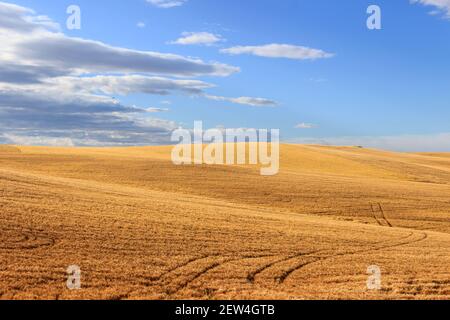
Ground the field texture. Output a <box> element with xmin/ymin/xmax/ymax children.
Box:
<box><xmin>0</xmin><ymin>144</ymin><xmax>449</xmax><ymax>300</ymax></box>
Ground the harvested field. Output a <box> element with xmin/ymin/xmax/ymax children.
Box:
<box><xmin>0</xmin><ymin>144</ymin><xmax>449</xmax><ymax>300</ymax></box>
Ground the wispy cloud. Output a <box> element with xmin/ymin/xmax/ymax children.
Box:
<box><xmin>0</xmin><ymin>2</ymin><xmax>60</xmax><ymax>32</ymax></box>
<box><xmin>169</xmin><ymin>32</ymin><xmax>224</xmax><ymax>46</ymax></box>
<box><xmin>146</xmin><ymin>0</ymin><xmax>187</xmax><ymax>9</ymax></box>
<box><xmin>136</xmin><ymin>22</ymin><xmax>146</xmax><ymax>28</ymax></box>
<box><xmin>295</xmin><ymin>123</ymin><xmax>317</xmax><ymax>129</ymax></box>
<box><xmin>146</xmin><ymin>107</ymin><xmax>170</xmax><ymax>113</ymax></box>
<box><xmin>411</xmin><ymin>0</ymin><xmax>450</xmax><ymax>18</ymax></box>
<box><xmin>50</xmin><ymin>75</ymin><xmax>215</xmax><ymax>96</ymax></box>
<box><xmin>221</xmin><ymin>44</ymin><xmax>334</xmax><ymax>60</ymax></box>
<box><xmin>204</xmin><ymin>94</ymin><xmax>277</xmax><ymax>107</ymax></box>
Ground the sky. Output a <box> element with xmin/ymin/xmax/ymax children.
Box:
<box><xmin>0</xmin><ymin>0</ymin><xmax>450</xmax><ymax>151</ymax></box>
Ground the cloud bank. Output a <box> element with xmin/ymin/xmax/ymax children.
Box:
<box><xmin>0</xmin><ymin>1</ymin><xmax>274</xmax><ymax>146</ymax></box>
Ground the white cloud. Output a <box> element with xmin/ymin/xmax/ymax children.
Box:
<box><xmin>0</xmin><ymin>63</ymin><xmax>66</xmax><ymax>84</ymax></box>
<box><xmin>2</xmin><ymin>134</ymin><xmax>75</xmax><ymax>147</ymax></box>
<box><xmin>295</xmin><ymin>123</ymin><xmax>317</xmax><ymax>129</ymax></box>
<box><xmin>170</xmin><ymin>32</ymin><xmax>224</xmax><ymax>46</ymax></box>
<box><xmin>0</xmin><ymin>83</ymin><xmax>179</xmax><ymax>145</ymax></box>
<box><xmin>411</xmin><ymin>0</ymin><xmax>450</xmax><ymax>18</ymax></box>
<box><xmin>11</xmin><ymin>34</ymin><xmax>238</xmax><ymax>77</ymax></box>
<box><xmin>0</xmin><ymin>2</ymin><xmax>60</xmax><ymax>32</ymax></box>
<box><xmin>137</xmin><ymin>22</ymin><xmax>146</xmax><ymax>28</ymax></box>
<box><xmin>0</xmin><ymin>2</ymin><xmax>185</xmax><ymax>145</ymax></box>
<box><xmin>49</xmin><ymin>75</ymin><xmax>215</xmax><ymax>96</ymax></box>
<box><xmin>221</xmin><ymin>44</ymin><xmax>334</xmax><ymax>60</ymax></box>
<box><xmin>0</xmin><ymin>1</ymin><xmax>276</xmax><ymax>146</ymax></box>
<box><xmin>204</xmin><ymin>94</ymin><xmax>277</xmax><ymax>107</ymax></box>
<box><xmin>288</xmin><ymin>133</ymin><xmax>450</xmax><ymax>152</ymax></box>
<box><xmin>146</xmin><ymin>0</ymin><xmax>187</xmax><ymax>8</ymax></box>
<box><xmin>0</xmin><ymin>3</ymin><xmax>238</xmax><ymax>78</ymax></box>
<box><xmin>146</xmin><ymin>107</ymin><xmax>169</xmax><ymax>113</ymax></box>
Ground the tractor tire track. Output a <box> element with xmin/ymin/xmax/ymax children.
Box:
<box><xmin>168</xmin><ymin>254</ymin><xmax>274</xmax><ymax>295</ymax></box>
<box><xmin>246</xmin><ymin>250</ymin><xmax>321</xmax><ymax>284</ymax></box>
<box><xmin>149</xmin><ymin>254</ymin><xmax>220</xmax><ymax>282</ymax></box>
<box><xmin>269</xmin><ymin>232</ymin><xmax>416</xmax><ymax>284</ymax></box>
<box><xmin>371</xmin><ymin>204</ymin><xmax>383</xmax><ymax>226</ymax></box>
<box><xmin>371</xmin><ymin>203</ymin><xmax>393</xmax><ymax>227</ymax></box>
<box><xmin>378</xmin><ymin>203</ymin><xmax>393</xmax><ymax>227</ymax></box>
<box><xmin>0</xmin><ymin>227</ymin><xmax>56</xmax><ymax>250</ymax></box>
<box><xmin>276</xmin><ymin>232</ymin><xmax>428</xmax><ymax>284</ymax></box>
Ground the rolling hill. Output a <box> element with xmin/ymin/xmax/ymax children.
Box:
<box><xmin>0</xmin><ymin>144</ymin><xmax>449</xmax><ymax>299</ymax></box>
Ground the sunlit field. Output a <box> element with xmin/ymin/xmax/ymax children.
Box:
<box><xmin>0</xmin><ymin>144</ymin><xmax>448</xmax><ymax>300</ymax></box>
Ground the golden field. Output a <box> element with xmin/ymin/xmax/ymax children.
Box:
<box><xmin>0</xmin><ymin>144</ymin><xmax>449</xmax><ymax>300</ymax></box>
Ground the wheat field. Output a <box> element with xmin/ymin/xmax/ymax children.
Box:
<box><xmin>0</xmin><ymin>144</ymin><xmax>449</xmax><ymax>300</ymax></box>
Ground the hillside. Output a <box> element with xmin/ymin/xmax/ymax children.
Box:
<box><xmin>0</xmin><ymin>144</ymin><xmax>449</xmax><ymax>299</ymax></box>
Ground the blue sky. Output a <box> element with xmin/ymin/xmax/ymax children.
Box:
<box><xmin>1</xmin><ymin>0</ymin><xmax>450</xmax><ymax>150</ymax></box>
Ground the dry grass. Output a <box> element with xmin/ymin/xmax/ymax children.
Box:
<box><xmin>0</xmin><ymin>144</ymin><xmax>449</xmax><ymax>300</ymax></box>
